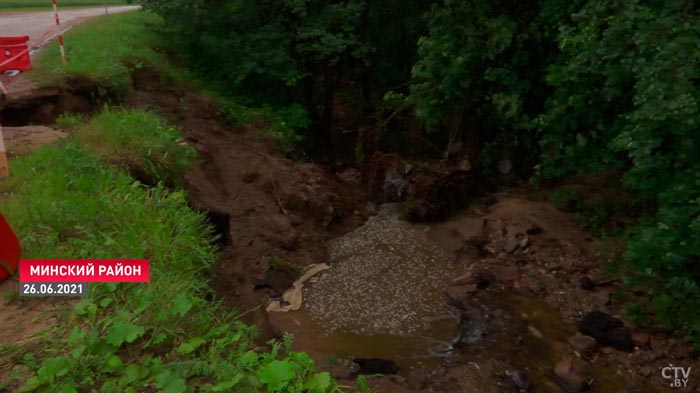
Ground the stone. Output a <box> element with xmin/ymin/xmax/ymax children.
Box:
<box><xmin>505</xmin><ymin>370</ymin><xmax>530</xmax><ymax>390</ymax></box>
<box><xmin>504</xmin><ymin>234</ymin><xmax>521</xmax><ymax>253</ymax></box>
<box><xmin>553</xmin><ymin>358</ymin><xmax>592</xmax><ymax>391</ymax></box>
<box><xmin>518</xmin><ymin>237</ymin><xmax>529</xmax><ymax>250</ymax></box>
<box><xmin>460</xmin><ymin>319</ymin><xmax>488</xmax><ymax>345</ymax></box>
<box><xmin>631</xmin><ymin>331</ymin><xmax>650</xmax><ymax>347</ymax></box>
<box><xmin>338</xmin><ymin>168</ymin><xmax>361</xmax><ymax>184</ymax></box>
<box><xmin>352</xmin><ymin>358</ymin><xmax>399</xmax><ymax>376</ymax></box>
<box><xmin>578</xmin><ymin>311</ymin><xmax>634</xmax><ymax>352</ymax></box>
<box><xmin>569</xmin><ymin>335</ymin><xmax>598</xmax><ymax>355</ymax></box>
<box><xmin>528</xmin><ymin>325</ymin><xmax>544</xmax><ymax>340</ymax></box>
<box><xmin>579</xmin><ymin>276</ymin><xmax>595</xmax><ymax>290</ymax></box>
<box><xmin>590</xmin><ymin>289</ymin><xmax>611</xmax><ymax>307</ymax></box>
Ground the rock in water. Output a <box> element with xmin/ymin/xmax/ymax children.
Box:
<box><xmin>352</xmin><ymin>358</ymin><xmax>399</xmax><ymax>375</ymax></box>
<box><xmin>568</xmin><ymin>335</ymin><xmax>597</xmax><ymax>356</ymax></box>
<box><xmin>505</xmin><ymin>370</ymin><xmax>530</xmax><ymax>390</ymax></box>
<box><xmin>578</xmin><ymin>311</ymin><xmax>634</xmax><ymax>352</ymax></box>
<box><xmin>553</xmin><ymin>358</ymin><xmax>593</xmax><ymax>392</ymax></box>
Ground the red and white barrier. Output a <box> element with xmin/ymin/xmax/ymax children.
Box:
<box><xmin>0</xmin><ymin>116</ymin><xmax>7</xmax><ymax>179</ymax></box>
<box><xmin>0</xmin><ymin>0</ymin><xmax>74</xmax><ymax>178</ymax></box>
<box><xmin>52</xmin><ymin>0</ymin><xmax>67</xmax><ymax>64</ymax></box>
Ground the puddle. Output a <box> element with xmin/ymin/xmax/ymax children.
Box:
<box><xmin>497</xmin><ymin>294</ymin><xmax>631</xmax><ymax>393</ymax></box>
<box><xmin>268</xmin><ymin>308</ymin><xmax>457</xmax><ymax>370</ymax></box>
<box><xmin>268</xmin><ymin>204</ymin><xmax>463</xmax><ymax>372</ymax></box>
<box><xmin>267</xmin><ymin>204</ymin><xmax>639</xmax><ymax>391</ymax></box>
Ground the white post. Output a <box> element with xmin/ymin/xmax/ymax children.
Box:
<box><xmin>0</xmin><ymin>82</ymin><xmax>7</xmax><ymax>178</ymax></box>
<box><xmin>52</xmin><ymin>0</ymin><xmax>66</xmax><ymax>64</ymax></box>
<box><xmin>0</xmin><ymin>120</ymin><xmax>8</xmax><ymax>179</ymax></box>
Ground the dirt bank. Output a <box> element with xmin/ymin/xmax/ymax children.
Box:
<box><xmin>123</xmin><ymin>69</ymin><xmax>368</xmax><ymax>334</ymax></box>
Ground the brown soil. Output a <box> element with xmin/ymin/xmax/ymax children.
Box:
<box><xmin>2</xmin><ymin>125</ymin><xmax>68</xmax><ymax>157</ymax></box>
<box><xmin>125</xmin><ymin>68</ymin><xmax>368</xmax><ymax>335</ymax></box>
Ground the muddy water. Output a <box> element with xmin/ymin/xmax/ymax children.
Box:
<box><xmin>497</xmin><ymin>294</ymin><xmax>629</xmax><ymax>393</ymax></box>
<box><xmin>269</xmin><ymin>205</ymin><xmax>631</xmax><ymax>392</ymax></box>
<box><xmin>269</xmin><ymin>204</ymin><xmax>462</xmax><ymax>370</ymax></box>
<box><xmin>270</xmin><ymin>308</ymin><xmax>457</xmax><ymax>370</ymax></box>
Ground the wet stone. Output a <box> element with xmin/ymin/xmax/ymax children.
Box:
<box><xmin>505</xmin><ymin>370</ymin><xmax>530</xmax><ymax>390</ymax></box>
<box><xmin>568</xmin><ymin>335</ymin><xmax>597</xmax><ymax>356</ymax></box>
<box><xmin>553</xmin><ymin>358</ymin><xmax>593</xmax><ymax>392</ymax></box>
<box><xmin>578</xmin><ymin>311</ymin><xmax>634</xmax><ymax>352</ymax></box>
<box><xmin>631</xmin><ymin>331</ymin><xmax>650</xmax><ymax>347</ymax></box>
<box><xmin>352</xmin><ymin>357</ymin><xmax>399</xmax><ymax>376</ymax></box>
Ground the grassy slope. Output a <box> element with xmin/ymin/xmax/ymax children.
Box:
<box><xmin>33</xmin><ymin>11</ymin><xmax>179</xmax><ymax>98</ymax></box>
<box><xmin>1</xmin><ymin>11</ymin><xmax>344</xmax><ymax>393</ymax></box>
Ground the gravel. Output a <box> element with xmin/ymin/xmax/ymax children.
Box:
<box><xmin>304</xmin><ymin>204</ymin><xmax>460</xmax><ymax>337</ymax></box>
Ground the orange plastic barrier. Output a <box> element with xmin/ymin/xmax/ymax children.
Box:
<box><xmin>0</xmin><ymin>36</ymin><xmax>31</xmax><ymax>72</ymax></box>
<box><xmin>0</xmin><ymin>212</ymin><xmax>21</xmax><ymax>282</ymax></box>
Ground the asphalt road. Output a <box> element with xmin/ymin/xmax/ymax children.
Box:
<box><xmin>0</xmin><ymin>6</ymin><xmax>140</xmax><ymax>44</ymax></box>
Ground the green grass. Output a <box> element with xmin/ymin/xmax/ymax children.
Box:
<box><xmin>33</xmin><ymin>11</ymin><xmax>178</xmax><ymax>99</ymax></box>
<box><xmin>0</xmin><ymin>8</ymin><xmax>354</xmax><ymax>392</ymax></box>
<box><xmin>70</xmin><ymin>108</ymin><xmax>194</xmax><ymax>187</ymax></box>
<box><xmin>0</xmin><ymin>112</ymin><xmax>342</xmax><ymax>392</ymax></box>
<box><xmin>0</xmin><ymin>0</ymin><xmax>129</xmax><ymax>10</ymax></box>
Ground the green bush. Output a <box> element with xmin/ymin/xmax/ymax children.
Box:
<box><xmin>407</xmin><ymin>0</ymin><xmax>585</xmax><ymax>177</ymax></box>
<box><xmin>539</xmin><ymin>0</ymin><xmax>700</xmax><ymax>341</ymax></box>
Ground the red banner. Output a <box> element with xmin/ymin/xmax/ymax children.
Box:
<box><xmin>19</xmin><ymin>260</ymin><xmax>150</xmax><ymax>282</ymax></box>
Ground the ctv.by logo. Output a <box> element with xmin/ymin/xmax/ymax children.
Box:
<box><xmin>662</xmin><ymin>364</ymin><xmax>692</xmax><ymax>388</ymax></box>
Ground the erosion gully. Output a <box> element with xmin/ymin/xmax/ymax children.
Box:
<box><xmin>3</xmin><ymin>70</ymin><xmax>693</xmax><ymax>392</ymax></box>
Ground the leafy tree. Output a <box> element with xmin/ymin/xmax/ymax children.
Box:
<box><xmin>407</xmin><ymin>0</ymin><xmax>583</xmax><ymax>177</ymax></box>
<box><xmin>141</xmin><ymin>0</ymin><xmax>373</xmax><ymax>146</ymax></box>
<box><xmin>540</xmin><ymin>0</ymin><xmax>700</xmax><ymax>340</ymax></box>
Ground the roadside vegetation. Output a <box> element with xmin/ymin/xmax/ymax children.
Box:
<box><xmin>0</xmin><ymin>110</ymin><xmax>340</xmax><ymax>392</ymax></box>
<box><xmin>69</xmin><ymin>108</ymin><xmax>194</xmax><ymax>187</ymax></box>
<box><xmin>33</xmin><ymin>11</ymin><xmax>175</xmax><ymax>101</ymax></box>
<box><xmin>142</xmin><ymin>0</ymin><xmax>700</xmax><ymax>343</ymax></box>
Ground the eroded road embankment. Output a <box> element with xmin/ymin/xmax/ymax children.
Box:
<box><xmin>3</xmin><ymin>67</ymin><xmax>697</xmax><ymax>392</ymax></box>
<box><xmin>146</xmin><ymin>68</ymin><xmax>695</xmax><ymax>392</ymax></box>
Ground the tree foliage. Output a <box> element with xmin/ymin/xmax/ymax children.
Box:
<box><xmin>407</xmin><ymin>0</ymin><xmax>584</xmax><ymax>175</ymax></box>
<box><xmin>539</xmin><ymin>0</ymin><xmax>700</xmax><ymax>340</ymax></box>
<box><xmin>142</xmin><ymin>0</ymin><xmax>700</xmax><ymax>341</ymax></box>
